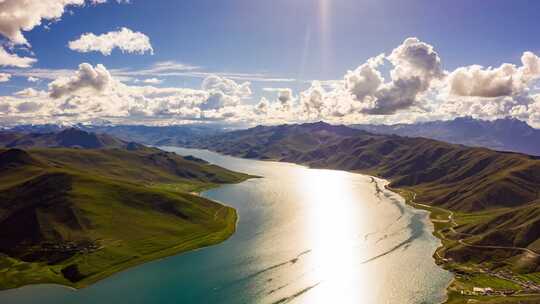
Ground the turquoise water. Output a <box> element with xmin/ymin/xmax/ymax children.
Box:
<box><xmin>0</xmin><ymin>148</ymin><xmax>452</xmax><ymax>304</ymax></box>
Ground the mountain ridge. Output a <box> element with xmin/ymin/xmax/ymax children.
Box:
<box><xmin>351</xmin><ymin>117</ymin><xmax>540</xmax><ymax>156</ymax></box>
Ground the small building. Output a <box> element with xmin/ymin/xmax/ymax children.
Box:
<box><xmin>473</xmin><ymin>287</ymin><xmax>493</xmax><ymax>295</ymax></box>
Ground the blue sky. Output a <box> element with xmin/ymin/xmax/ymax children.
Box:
<box><xmin>22</xmin><ymin>0</ymin><xmax>540</xmax><ymax>76</ymax></box>
<box><xmin>1</xmin><ymin>0</ymin><xmax>540</xmax><ymax>126</ymax></box>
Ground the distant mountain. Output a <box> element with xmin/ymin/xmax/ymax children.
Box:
<box><xmin>192</xmin><ymin>121</ymin><xmax>362</xmax><ymax>160</ymax></box>
<box><xmin>0</xmin><ymin>128</ymin><xmax>141</xmax><ymax>150</ymax></box>
<box><xmin>185</xmin><ymin>122</ymin><xmax>540</xmax><ymax>273</ymax></box>
<box><xmin>351</xmin><ymin>117</ymin><xmax>540</xmax><ymax>156</ymax></box>
<box><xmin>9</xmin><ymin>124</ymin><xmax>67</xmax><ymax>134</ymax></box>
<box><xmin>0</xmin><ymin>143</ymin><xmax>250</xmax><ymax>289</ymax></box>
<box><xmin>84</xmin><ymin>124</ymin><xmax>225</xmax><ymax>146</ymax></box>
<box><xmin>9</xmin><ymin>124</ymin><xmax>225</xmax><ymax>146</ymax></box>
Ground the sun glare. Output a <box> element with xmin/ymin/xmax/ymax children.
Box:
<box><xmin>297</xmin><ymin>169</ymin><xmax>372</xmax><ymax>303</ymax></box>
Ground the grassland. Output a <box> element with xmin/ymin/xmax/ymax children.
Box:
<box><xmin>0</xmin><ymin>147</ymin><xmax>250</xmax><ymax>290</ymax></box>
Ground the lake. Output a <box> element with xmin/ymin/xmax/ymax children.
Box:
<box><xmin>0</xmin><ymin>147</ymin><xmax>453</xmax><ymax>304</ymax></box>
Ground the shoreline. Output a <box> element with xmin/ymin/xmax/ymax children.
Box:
<box><xmin>388</xmin><ymin>187</ymin><xmax>455</xmax><ymax>304</ymax></box>
<box><xmin>373</xmin><ymin>179</ymin><xmax>453</xmax><ymax>304</ymax></box>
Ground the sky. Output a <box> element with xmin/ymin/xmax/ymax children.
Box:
<box><xmin>1</xmin><ymin>0</ymin><xmax>540</xmax><ymax>127</ymax></box>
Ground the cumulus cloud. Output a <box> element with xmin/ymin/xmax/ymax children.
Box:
<box><xmin>199</xmin><ymin>92</ymin><xmax>235</xmax><ymax>110</ymax></box>
<box><xmin>292</xmin><ymin>37</ymin><xmax>445</xmax><ymax>118</ymax></box>
<box><xmin>286</xmin><ymin>37</ymin><xmax>540</xmax><ymax>126</ymax></box>
<box><xmin>277</xmin><ymin>88</ymin><xmax>293</xmax><ymax>106</ymax></box>
<box><xmin>49</xmin><ymin>63</ymin><xmax>113</xmax><ymax>98</ymax></box>
<box><xmin>196</xmin><ymin>75</ymin><xmax>252</xmax><ymax>112</ymax></box>
<box><xmin>0</xmin><ymin>46</ymin><xmax>37</xmax><ymax>67</ymax></box>
<box><xmin>344</xmin><ymin>55</ymin><xmax>384</xmax><ymax>102</ymax></box>
<box><xmin>388</xmin><ymin>37</ymin><xmax>444</xmax><ymax>83</ymax></box>
<box><xmin>202</xmin><ymin>75</ymin><xmax>251</xmax><ymax>98</ymax></box>
<box><xmin>344</xmin><ymin>37</ymin><xmax>444</xmax><ymax>115</ymax></box>
<box><xmin>0</xmin><ymin>73</ymin><xmax>11</xmax><ymax>82</ymax></box>
<box><xmin>0</xmin><ymin>0</ymin><xmax>87</xmax><ymax>45</ymax></box>
<box><xmin>68</xmin><ymin>27</ymin><xmax>154</xmax><ymax>56</ymax></box>
<box><xmin>449</xmin><ymin>51</ymin><xmax>540</xmax><ymax>97</ymax></box>
<box><xmin>300</xmin><ymin>82</ymin><xmax>326</xmax><ymax>116</ymax></box>
<box><xmin>254</xmin><ymin>97</ymin><xmax>269</xmax><ymax>115</ymax></box>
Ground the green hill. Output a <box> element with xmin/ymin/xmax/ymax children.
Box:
<box><xmin>0</xmin><ymin>146</ymin><xmax>250</xmax><ymax>290</ymax></box>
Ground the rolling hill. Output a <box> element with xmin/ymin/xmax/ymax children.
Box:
<box><xmin>0</xmin><ymin>139</ymin><xmax>250</xmax><ymax>289</ymax></box>
<box><xmin>184</xmin><ymin>122</ymin><xmax>540</xmax><ymax>275</ymax></box>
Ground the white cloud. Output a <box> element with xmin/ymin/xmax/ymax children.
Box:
<box><xmin>2</xmin><ymin>38</ymin><xmax>540</xmax><ymax>128</ymax></box>
<box><xmin>14</xmin><ymin>88</ymin><xmax>45</xmax><ymax>98</ymax></box>
<box><xmin>277</xmin><ymin>88</ymin><xmax>293</xmax><ymax>106</ymax></box>
<box><xmin>27</xmin><ymin>76</ymin><xmax>40</xmax><ymax>82</ymax></box>
<box><xmin>0</xmin><ymin>63</ymin><xmax>257</xmax><ymax>125</ymax></box>
<box><xmin>300</xmin><ymin>82</ymin><xmax>326</xmax><ymax>116</ymax></box>
<box><xmin>0</xmin><ymin>0</ymin><xmax>86</xmax><ymax>45</ymax></box>
<box><xmin>0</xmin><ymin>73</ymin><xmax>11</xmax><ymax>82</ymax></box>
<box><xmin>291</xmin><ymin>37</ymin><xmax>445</xmax><ymax>118</ymax></box>
<box><xmin>0</xmin><ymin>46</ymin><xmax>37</xmax><ymax>67</ymax></box>
<box><xmin>143</xmin><ymin>78</ymin><xmax>162</xmax><ymax>84</ymax></box>
<box><xmin>254</xmin><ymin>97</ymin><xmax>269</xmax><ymax>115</ymax></box>
<box><xmin>344</xmin><ymin>37</ymin><xmax>444</xmax><ymax>115</ymax></box>
<box><xmin>199</xmin><ymin>92</ymin><xmax>235</xmax><ymax>111</ymax></box>
<box><xmin>448</xmin><ymin>52</ymin><xmax>540</xmax><ymax>97</ymax></box>
<box><xmin>68</xmin><ymin>27</ymin><xmax>154</xmax><ymax>56</ymax></box>
<box><xmin>202</xmin><ymin>75</ymin><xmax>251</xmax><ymax>98</ymax></box>
<box><xmin>344</xmin><ymin>55</ymin><xmax>384</xmax><ymax>102</ymax></box>
<box><xmin>49</xmin><ymin>63</ymin><xmax>113</xmax><ymax>98</ymax></box>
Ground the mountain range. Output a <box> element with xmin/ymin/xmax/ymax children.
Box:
<box><xmin>7</xmin><ymin>117</ymin><xmax>540</xmax><ymax>156</ymax></box>
<box><xmin>3</xmin><ymin>120</ymin><xmax>540</xmax><ymax>296</ymax></box>
<box><xmin>7</xmin><ymin>124</ymin><xmax>224</xmax><ymax>147</ymax></box>
<box><xmin>0</xmin><ymin>128</ymin><xmax>130</xmax><ymax>149</ymax></box>
<box><xmin>351</xmin><ymin>117</ymin><xmax>540</xmax><ymax>156</ymax></box>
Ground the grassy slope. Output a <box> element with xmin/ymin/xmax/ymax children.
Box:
<box><xmin>186</xmin><ymin>122</ymin><xmax>540</xmax><ymax>301</ymax></box>
<box><xmin>0</xmin><ymin>147</ymin><xmax>250</xmax><ymax>290</ymax></box>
